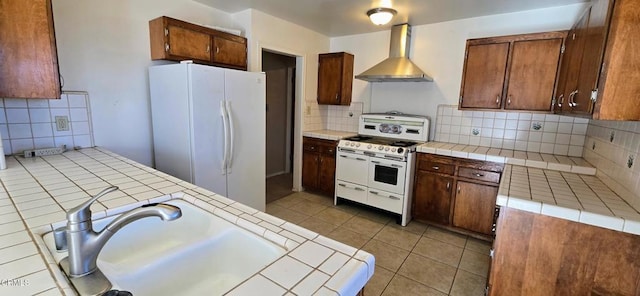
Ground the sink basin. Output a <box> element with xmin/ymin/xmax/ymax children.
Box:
<box><xmin>42</xmin><ymin>199</ymin><xmax>287</xmax><ymax>295</ymax></box>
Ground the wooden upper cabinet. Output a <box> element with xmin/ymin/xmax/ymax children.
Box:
<box><xmin>0</xmin><ymin>0</ymin><xmax>61</xmax><ymax>99</ymax></box>
<box><xmin>557</xmin><ymin>0</ymin><xmax>640</xmax><ymax>120</ymax></box>
<box><xmin>506</xmin><ymin>38</ymin><xmax>563</xmax><ymax>111</ymax></box>
<box><xmin>317</xmin><ymin>52</ymin><xmax>354</xmax><ymax>105</ymax></box>
<box><xmin>149</xmin><ymin>16</ymin><xmax>247</xmax><ymax>71</ymax></box>
<box><xmin>459</xmin><ymin>31</ymin><xmax>567</xmax><ymax>112</ymax></box>
<box><xmin>459</xmin><ymin>43</ymin><xmax>509</xmax><ymax>109</ymax></box>
<box><xmin>554</xmin><ymin>8</ymin><xmax>590</xmax><ymax>114</ymax></box>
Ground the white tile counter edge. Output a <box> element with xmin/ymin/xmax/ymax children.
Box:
<box><xmin>303</xmin><ymin>130</ymin><xmax>357</xmax><ymax>141</ymax></box>
<box><xmin>0</xmin><ymin>148</ymin><xmax>374</xmax><ymax>295</ymax></box>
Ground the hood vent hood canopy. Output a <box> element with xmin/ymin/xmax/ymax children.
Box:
<box><xmin>355</xmin><ymin>24</ymin><xmax>433</xmax><ymax>82</ymax></box>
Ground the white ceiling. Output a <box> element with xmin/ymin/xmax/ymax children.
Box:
<box><xmin>193</xmin><ymin>0</ymin><xmax>588</xmax><ymax>37</ymax></box>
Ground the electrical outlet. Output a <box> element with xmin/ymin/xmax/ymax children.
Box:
<box><xmin>55</xmin><ymin>116</ymin><xmax>70</xmax><ymax>131</ymax></box>
<box><xmin>23</xmin><ymin>147</ymin><xmax>66</xmax><ymax>158</ymax></box>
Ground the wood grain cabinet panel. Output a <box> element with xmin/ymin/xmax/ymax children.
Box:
<box><xmin>459</xmin><ymin>43</ymin><xmax>509</xmax><ymax>109</ymax></box>
<box><xmin>149</xmin><ymin>16</ymin><xmax>247</xmax><ymax>71</ymax></box>
<box><xmin>452</xmin><ymin>181</ymin><xmax>498</xmax><ymax>235</ymax></box>
<box><xmin>413</xmin><ymin>170</ymin><xmax>453</xmax><ymax>225</ymax></box>
<box><xmin>0</xmin><ymin>0</ymin><xmax>61</xmax><ymax>99</ymax></box>
<box><xmin>489</xmin><ymin>207</ymin><xmax>640</xmax><ymax>295</ymax></box>
<box><xmin>317</xmin><ymin>52</ymin><xmax>354</xmax><ymax>105</ymax></box>
<box><xmin>302</xmin><ymin>137</ymin><xmax>337</xmax><ymax>197</ymax></box>
<box><xmin>459</xmin><ymin>31</ymin><xmax>566</xmax><ymax>112</ymax></box>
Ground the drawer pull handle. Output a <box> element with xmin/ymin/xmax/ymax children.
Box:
<box><xmin>371</xmin><ymin>161</ymin><xmax>380</xmax><ymax>164</ymax></box>
<box><xmin>338</xmin><ymin>183</ymin><xmax>346</xmax><ymax>187</ymax></box>
<box><xmin>391</xmin><ymin>164</ymin><xmax>402</xmax><ymax>168</ymax></box>
<box><xmin>388</xmin><ymin>195</ymin><xmax>400</xmax><ymax>200</ymax></box>
<box><xmin>369</xmin><ymin>190</ymin><xmax>379</xmax><ymax>195</ymax></box>
<box><xmin>432</xmin><ymin>166</ymin><xmax>439</xmax><ymax>170</ymax></box>
<box><xmin>355</xmin><ymin>187</ymin><xmax>365</xmax><ymax>192</ymax></box>
<box><xmin>356</xmin><ymin>158</ymin><xmax>366</xmax><ymax>161</ymax></box>
<box><xmin>474</xmin><ymin>173</ymin><xmax>484</xmax><ymax>177</ymax></box>
<box><xmin>340</xmin><ymin>155</ymin><xmax>347</xmax><ymax>158</ymax></box>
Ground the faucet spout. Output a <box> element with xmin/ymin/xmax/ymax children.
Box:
<box><xmin>66</xmin><ymin>203</ymin><xmax>182</xmax><ymax>277</ymax></box>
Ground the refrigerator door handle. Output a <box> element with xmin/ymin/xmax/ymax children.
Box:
<box><xmin>226</xmin><ymin>101</ymin><xmax>235</xmax><ymax>173</ymax></box>
<box><xmin>220</xmin><ymin>100</ymin><xmax>229</xmax><ymax>175</ymax></box>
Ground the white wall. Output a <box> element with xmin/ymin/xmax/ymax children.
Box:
<box><xmin>330</xmin><ymin>3</ymin><xmax>587</xmax><ymax>140</ymax></box>
<box><xmin>52</xmin><ymin>0</ymin><xmax>241</xmax><ymax>166</ymax></box>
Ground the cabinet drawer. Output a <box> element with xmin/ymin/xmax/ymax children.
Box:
<box><xmin>458</xmin><ymin>167</ymin><xmax>501</xmax><ymax>184</ymax></box>
<box><xmin>319</xmin><ymin>144</ymin><xmax>336</xmax><ymax>155</ymax></box>
<box><xmin>418</xmin><ymin>159</ymin><xmax>455</xmax><ymax>175</ymax></box>
<box><xmin>303</xmin><ymin>143</ymin><xmax>319</xmax><ymax>152</ymax></box>
<box><xmin>336</xmin><ymin>181</ymin><xmax>367</xmax><ymax>204</ymax></box>
<box><xmin>368</xmin><ymin>189</ymin><xmax>403</xmax><ymax>214</ymax></box>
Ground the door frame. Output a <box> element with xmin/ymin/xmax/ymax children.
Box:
<box><xmin>256</xmin><ymin>42</ymin><xmax>305</xmax><ymax>191</ymax></box>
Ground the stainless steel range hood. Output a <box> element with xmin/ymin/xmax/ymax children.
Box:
<box><xmin>355</xmin><ymin>24</ymin><xmax>433</xmax><ymax>82</ymax></box>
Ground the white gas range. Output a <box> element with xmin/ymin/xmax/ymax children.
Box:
<box><xmin>334</xmin><ymin>113</ymin><xmax>430</xmax><ymax>226</ymax></box>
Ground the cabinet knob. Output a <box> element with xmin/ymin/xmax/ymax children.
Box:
<box><xmin>216</xmin><ymin>47</ymin><xmax>220</xmax><ymax>54</ymax></box>
<box><xmin>474</xmin><ymin>173</ymin><xmax>485</xmax><ymax>177</ymax></box>
<box><xmin>457</xmin><ymin>186</ymin><xmax>461</xmax><ymax>194</ymax></box>
<box><xmin>335</xmin><ymin>93</ymin><xmax>339</xmax><ymax>101</ymax></box>
<box><xmin>446</xmin><ymin>182</ymin><xmax>450</xmax><ymax>190</ymax></box>
<box><xmin>495</xmin><ymin>95</ymin><xmax>500</xmax><ymax>105</ymax></box>
<box><xmin>165</xmin><ymin>43</ymin><xmax>170</xmax><ymax>52</ymax></box>
<box><xmin>507</xmin><ymin>95</ymin><xmax>512</xmax><ymax>105</ymax></box>
<box><xmin>432</xmin><ymin>166</ymin><xmax>440</xmax><ymax>170</ymax></box>
<box><xmin>206</xmin><ymin>45</ymin><xmax>210</xmax><ymax>53</ymax></box>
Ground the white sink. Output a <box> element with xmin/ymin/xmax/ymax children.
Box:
<box><xmin>42</xmin><ymin>199</ymin><xmax>286</xmax><ymax>295</ymax></box>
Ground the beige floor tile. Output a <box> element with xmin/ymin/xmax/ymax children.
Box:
<box><xmin>363</xmin><ymin>266</ymin><xmax>395</xmax><ymax>296</ymax></box>
<box><xmin>314</xmin><ymin>207</ymin><xmax>355</xmax><ymax>226</ymax></box>
<box><xmin>423</xmin><ymin>226</ymin><xmax>468</xmax><ymax>247</ymax></box>
<box><xmin>397</xmin><ymin>253</ymin><xmax>457</xmax><ymax>294</ymax></box>
<box><xmin>342</xmin><ymin>216</ymin><xmax>385</xmax><ymax>238</ymax></box>
<box><xmin>459</xmin><ymin>249</ymin><xmax>490</xmax><ymax>277</ymax></box>
<box><xmin>412</xmin><ymin>237</ymin><xmax>463</xmax><ymax>267</ymax></box>
<box><xmin>269</xmin><ymin>208</ymin><xmax>309</xmax><ymax>224</ymax></box>
<box><xmin>362</xmin><ymin>239</ymin><xmax>410</xmax><ymax>272</ymax></box>
<box><xmin>326</xmin><ymin>227</ymin><xmax>371</xmax><ymax>249</ymax></box>
<box><xmin>387</xmin><ymin>219</ymin><xmax>428</xmax><ymax>236</ymax></box>
<box><xmin>465</xmin><ymin>237</ymin><xmax>492</xmax><ymax>254</ymax></box>
<box><xmin>373</xmin><ymin>225</ymin><xmax>420</xmax><ymax>251</ymax></box>
<box><xmin>270</xmin><ymin>193</ymin><xmax>305</xmax><ymax>208</ymax></box>
<box><xmin>381</xmin><ymin>275</ymin><xmax>447</xmax><ymax>296</ymax></box>
<box><xmin>299</xmin><ymin>192</ymin><xmax>335</xmax><ymax>206</ymax></box>
<box><xmin>265</xmin><ymin>203</ymin><xmax>287</xmax><ymax>215</ymax></box>
<box><xmin>449</xmin><ymin>269</ymin><xmax>487</xmax><ymax>296</ymax></box>
<box><xmin>297</xmin><ymin>216</ymin><xmax>338</xmax><ymax>235</ymax></box>
<box><xmin>289</xmin><ymin>201</ymin><xmax>327</xmax><ymax>216</ymax></box>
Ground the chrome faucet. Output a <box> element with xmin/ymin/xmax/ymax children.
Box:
<box><xmin>60</xmin><ymin>186</ymin><xmax>181</xmax><ymax>295</ymax></box>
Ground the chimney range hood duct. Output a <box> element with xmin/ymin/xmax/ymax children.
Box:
<box><xmin>355</xmin><ymin>24</ymin><xmax>433</xmax><ymax>82</ymax></box>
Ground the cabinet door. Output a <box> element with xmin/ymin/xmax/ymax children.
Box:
<box><xmin>318</xmin><ymin>54</ymin><xmax>344</xmax><ymax>105</ymax></box>
<box><xmin>555</xmin><ymin>10</ymin><xmax>590</xmax><ymax>114</ymax></box>
<box><xmin>413</xmin><ymin>171</ymin><xmax>453</xmax><ymax>225</ymax></box>
<box><xmin>573</xmin><ymin>0</ymin><xmax>613</xmax><ymax>115</ymax></box>
<box><xmin>452</xmin><ymin>181</ymin><xmax>498</xmax><ymax>235</ymax></box>
<box><xmin>302</xmin><ymin>151</ymin><xmax>319</xmax><ymax>190</ymax></box>
<box><xmin>318</xmin><ymin>153</ymin><xmax>336</xmax><ymax>195</ymax></box>
<box><xmin>212</xmin><ymin>36</ymin><xmax>247</xmax><ymax>69</ymax></box>
<box><xmin>167</xmin><ymin>25</ymin><xmax>211</xmax><ymax>61</ymax></box>
<box><xmin>505</xmin><ymin>38</ymin><xmax>563</xmax><ymax>111</ymax></box>
<box><xmin>460</xmin><ymin>43</ymin><xmax>509</xmax><ymax>109</ymax></box>
<box><xmin>0</xmin><ymin>0</ymin><xmax>60</xmax><ymax>99</ymax></box>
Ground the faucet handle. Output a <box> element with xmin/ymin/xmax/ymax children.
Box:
<box><xmin>67</xmin><ymin>186</ymin><xmax>119</xmax><ymax>223</ymax></box>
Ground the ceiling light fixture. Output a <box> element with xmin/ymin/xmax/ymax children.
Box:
<box><xmin>367</xmin><ymin>7</ymin><xmax>397</xmax><ymax>26</ymax></box>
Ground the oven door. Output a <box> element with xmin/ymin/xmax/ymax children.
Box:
<box><xmin>368</xmin><ymin>157</ymin><xmax>406</xmax><ymax>195</ymax></box>
<box><xmin>336</xmin><ymin>151</ymin><xmax>369</xmax><ymax>185</ymax></box>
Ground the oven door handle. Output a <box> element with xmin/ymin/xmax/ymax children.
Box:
<box><xmin>371</xmin><ymin>160</ymin><xmax>380</xmax><ymax>164</ymax></box>
<box><xmin>370</xmin><ymin>190</ymin><xmax>401</xmax><ymax>200</ymax></box>
<box><xmin>391</xmin><ymin>164</ymin><xmax>403</xmax><ymax>168</ymax></box>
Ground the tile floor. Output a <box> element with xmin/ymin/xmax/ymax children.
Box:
<box><xmin>266</xmin><ymin>191</ymin><xmax>492</xmax><ymax>296</ymax></box>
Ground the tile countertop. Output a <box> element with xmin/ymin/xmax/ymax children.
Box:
<box><xmin>303</xmin><ymin>130</ymin><xmax>357</xmax><ymax>141</ymax></box>
<box><xmin>416</xmin><ymin>142</ymin><xmax>640</xmax><ymax>236</ymax></box>
<box><xmin>0</xmin><ymin>148</ymin><xmax>374</xmax><ymax>295</ymax></box>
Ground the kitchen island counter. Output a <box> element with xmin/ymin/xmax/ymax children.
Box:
<box><xmin>0</xmin><ymin>148</ymin><xmax>374</xmax><ymax>295</ymax></box>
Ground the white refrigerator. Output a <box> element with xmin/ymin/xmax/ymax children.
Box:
<box><xmin>149</xmin><ymin>63</ymin><xmax>266</xmax><ymax>211</ymax></box>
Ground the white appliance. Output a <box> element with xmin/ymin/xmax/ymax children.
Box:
<box><xmin>149</xmin><ymin>63</ymin><xmax>266</xmax><ymax>211</ymax></box>
<box><xmin>335</xmin><ymin>113</ymin><xmax>429</xmax><ymax>226</ymax></box>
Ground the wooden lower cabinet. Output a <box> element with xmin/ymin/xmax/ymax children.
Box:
<box><xmin>302</xmin><ymin>137</ymin><xmax>337</xmax><ymax>196</ymax></box>
<box><xmin>489</xmin><ymin>207</ymin><xmax>640</xmax><ymax>295</ymax></box>
<box><xmin>452</xmin><ymin>181</ymin><xmax>498</xmax><ymax>235</ymax></box>
<box><xmin>413</xmin><ymin>153</ymin><xmax>503</xmax><ymax>238</ymax></box>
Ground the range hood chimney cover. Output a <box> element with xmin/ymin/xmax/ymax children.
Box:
<box><xmin>355</xmin><ymin>24</ymin><xmax>433</xmax><ymax>82</ymax></box>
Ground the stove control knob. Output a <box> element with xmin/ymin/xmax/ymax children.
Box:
<box><xmin>378</xmin><ymin>146</ymin><xmax>384</xmax><ymax>151</ymax></box>
<box><xmin>350</xmin><ymin>142</ymin><xmax>356</xmax><ymax>147</ymax></box>
<box><xmin>384</xmin><ymin>147</ymin><xmax>390</xmax><ymax>151</ymax></box>
<box><xmin>391</xmin><ymin>148</ymin><xmax>396</xmax><ymax>152</ymax></box>
<box><xmin>356</xmin><ymin>143</ymin><xmax>360</xmax><ymax>147</ymax></box>
<box><xmin>343</xmin><ymin>141</ymin><xmax>350</xmax><ymax>147</ymax></box>
<box><xmin>397</xmin><ymin>148</ymin><xmax>404</xmax><ymax>154</ymax></box>
<box><xmin>367</xmin><ymin>144</ymin><xmax>372</xmax><ymax>149</ymax></box>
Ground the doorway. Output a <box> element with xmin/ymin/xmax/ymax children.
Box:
<box><xmin>263</xmin><ymin>50</ymin><xmax>296</xmax><ymax>203</ymax></box>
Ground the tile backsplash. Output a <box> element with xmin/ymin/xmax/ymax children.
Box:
<box><xmin>583</xmin><ymin>120</ymin><xmax>640</xmax><ymax>211</ymax></box>
<box><xmin>0</xmin><ymin>92</ymin><xmax>95</xmax><ymax>155</ymax></box>
<box><xmin>304</xmin><ymin>101</ymin><xmax>363</xmax><ymax>132</ymax></box>
<box><xmin>435</xmin><ymin>105</ymin><xmax>588</xmax><ymax>157</ymax></box>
